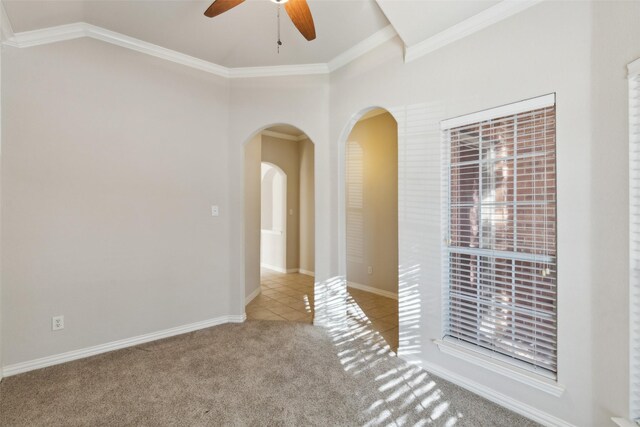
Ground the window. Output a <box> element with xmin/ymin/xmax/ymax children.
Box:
<box><xmin>441</xmin><ymin>94</ymin><xmax>557</xmax><ymax>378</ymax></box>
<box><xmin>629</xmin><ymin>57</ymin><xmax>640</xmax><ymax>421</ymax></box>
<box><xmin>346</xmin><ymin>141</ymin><xmax>364</xmax><ymax>264</ymax></box>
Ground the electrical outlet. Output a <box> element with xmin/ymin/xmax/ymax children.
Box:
<box><xmin>368</xmin><ymin>266</ymin><xmax>373</xmax><ymax>274</ymax></box>
<box><xmin>52</xmin><ymin>315</ymin><xmax>64</xmax><ymax>331</ymax></box>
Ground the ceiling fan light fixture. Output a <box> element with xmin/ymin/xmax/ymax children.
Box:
<box><xmin>205</xmin><ymin>0</ymin><xmax>315</xmax><ymax>42</ymax></box>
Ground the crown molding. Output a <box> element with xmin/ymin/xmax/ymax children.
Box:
<box><xmin>0</xmin><ymin>0</ymin><xmax>14</xmax><ymax>42</ymax></box>
<box><xmin>1</xmin><ymin>16</ymin><xmax>396</xmax><ymax>79</ymax></box>
<box><xmin>404</xmin><ymin>0</ymin><xmax>545</xmax><ymax>63</ymax></box>
<box><xmin>0</xmin><ymin>20</ymin><xmax>381</xmax><ymax>79</ymax></box>
<box><xmin>261</xmin><ymin>130</ymin><xmax>307</xmax><ymax>141</ymax></box>
<box><xmin>88</xmin><ymin>24</ymin><xmax>231</xmax><ymax>77</ymax></box>
<box><xmin>2</xmin><ymin>0</ymin><xmax>541</xmax><ymax>78</ymax></box>
<box><xmin>327</xmin><ymin>24</ymin><xmax>397</xmax><ymax>72</ymax></box>
<box><xmin>3</xmin><ymin>22</ymin><xmax>232</xmax><ymax>77</ymax></box>
<box><xmin>3</xmin><ymin>22</ymin><xmax>85</xmax><ymax>48</ymax></box>
<box><xmin>229</xmin><ymin>63</ymin><xmax>328</xmax><ymax>79</ymax></box>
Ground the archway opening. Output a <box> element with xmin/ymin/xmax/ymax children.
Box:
<box><xmin>244</xmin><ymin>124</ymin><xmax>315</xmax><ymax>323</ymax></box>
<box><xmin>260</xmin><ymin>163</ymin><xmax>287</xmax><ymax>273</ymax></box>
<box><xmin>341</xmin><ymin>107</ymin><xmax>399</xmax><ymax>352</ymax></box>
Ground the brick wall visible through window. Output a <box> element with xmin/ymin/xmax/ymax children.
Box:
<box><xmin>443</xmin><ymin>101</ymin><xmax>557</xmax><ymax>375</ymax></box>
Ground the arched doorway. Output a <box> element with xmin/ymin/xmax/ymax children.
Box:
<box><xmin>260</xmin><ymin>162</ymin><xmax>287</xmax><ymax>273</ymax></box>
<box><xmin>244</xmin><ymin>124</ymin><xmax>315</xmax><ymax>323</ymax></box>
<box><xmin>339</xmin><ymin>107</ymin><xmax>399</xmax><ymax>352</ymax></box>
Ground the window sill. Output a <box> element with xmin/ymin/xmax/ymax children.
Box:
<box><xmin>434</xmin><ymin>339</ymin><xmax>565</xmax><ymax>397</ymax></box>
<box><xmin>612</xmin><ymin>418</ymin><xmax>638</xmax><ymax>427</ymax></box>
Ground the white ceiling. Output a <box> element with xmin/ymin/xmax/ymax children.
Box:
<box><xmin>3</xmin><ymin>0</ymin><xmax>505</xmax><ymax>68</ymax></box>
<box><xmin>376</xmin><ymin>0</ymin><xmax>500</xmax><ymax>46</ymax></box>
<box><xmin>3</xmin><ymin>0</ymin><xmax>389</xmax><ymax>67</ymax></box>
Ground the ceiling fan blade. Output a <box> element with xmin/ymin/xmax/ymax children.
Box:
<box><xmin>284</xmin><ymin>0</ymin><xmax>316</xmax><ymax>41</ymax></box>
<box><xmin>204</xmin><ymin>0</ymin><xmax>245</xmax><ymax>18</ymax></box>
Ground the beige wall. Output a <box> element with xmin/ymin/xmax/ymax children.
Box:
<box><xmin>299</xmin><ymin>138</ymin><xmax>315</xmax><ymax>274</ymax></box>
<box><xmin>345</xmin><ymin>113</ymin><xmax>398</xmax><ymax>295</ymax></box>
<box><xmin>2</xmin><ymin>38</ymin><xmax>232</xmax><ymax>365</ymax></box>
<box><xmin>244</xmin><ymin>135</ymin><xmax>261</xmax><ymax>300</ymax></box>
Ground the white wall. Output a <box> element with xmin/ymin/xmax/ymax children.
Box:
<box><xmin>299</xmin><ymin>138</ymin><xmax>315</xmax><ymax>274</ymax></box>
<box><xmin>0</xmin><ymin>7</ymin><xmax>3</xmax><ymax>381</ymax></box>
<box><xmin>590</xmin><ymin>1</ymin><xmax>640</xmax><ymax>421</ymax></box>
<box><xmin>329</xmin><ymin>2</ymin><xmax>600</xmax><ymax>425</ymax></box>
<box><xmin>2</xmin><ymin>38</ymin><xmax>232</xmax><ymax>365</ymax></box>
<box><xmin>244</xmin><ymin>134</ymin><xmax>261</xmax><ymax>301</ymax></box>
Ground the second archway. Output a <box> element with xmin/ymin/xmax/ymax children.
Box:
<box><xmin>245</xmin><ymin>124</ymin><xmax>316</xmax><ymax>323</ymax></box>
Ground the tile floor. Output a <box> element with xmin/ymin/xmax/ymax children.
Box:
<box><xmin>246</xmin><ymin>269</ymin><xmax>399</xmax><ymax>352</ymax></box>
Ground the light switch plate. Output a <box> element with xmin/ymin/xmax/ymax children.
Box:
<box><xmin>211</xmin><ymin>205</ymin><xmax>219</xmax><ymax>217</ymax></box>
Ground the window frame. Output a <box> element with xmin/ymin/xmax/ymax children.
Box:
<box><xmin>440</xmin><ymin>94</ymin><xmax>559</xmax><ymax>385</ymax></box>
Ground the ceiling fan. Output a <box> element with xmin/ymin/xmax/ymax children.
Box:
<box><xmin>204</xmin><ymin>0</ymin><xmax>316</xmax><ymax>41</ymax></box>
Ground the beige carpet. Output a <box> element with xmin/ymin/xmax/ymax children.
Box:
<box><xmin>0</xmin><ymin>321</ymin><xmax>539</xmax><ymax>426</ymax></box>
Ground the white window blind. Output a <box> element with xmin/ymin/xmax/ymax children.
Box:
<box><xmin>629</xmin><ymin>58</ymin><xmax>640</xmax><ymax>421</ymax></box>
<box><xmin>346</xmin><ymin>141</ymin><xmax>364</xmax><ymax>264</ymax></box>
<box><xmin>441</xmin><ymin>95</ymin><xmax>557</xmax><ymax>377</ymax></box>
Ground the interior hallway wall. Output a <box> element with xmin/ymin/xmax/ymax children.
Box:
<box><xmin>345</xmin><ymin>113</ymin><xmax>398</xmax><ymax>295</ymax></box>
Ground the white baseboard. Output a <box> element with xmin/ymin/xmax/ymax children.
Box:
<box><xmin>347</xmin><ymin>281</ymin><xmax>398</xmax><ymax>300</ymax></box>
<box><xmin>298</xmin><ymin>269</ymin><xmax>315</xmax><ymax>277</ymax></box>
<box><xmin>260</xmin><ymin>263</ymin><xmax>289</xmax><ymax>274</ymax></box>
<box><xmin>1</xmin><ymin>314</ymin><xmax>246</xmax><ymax>378</ymax></box>
<box><xmin>260</xmin><ymin>264</ymin><xmax>305</xmax><ymax>275</ymax></box>
<box><xmin>245</xmin><ymin>286</ymin><xmax>262</xmax><ymax>305</ymax></box>
<box><xmin>401</xmin><ymin>356</ymin><xmax>575</xmax><ymax>427</ymax></box>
